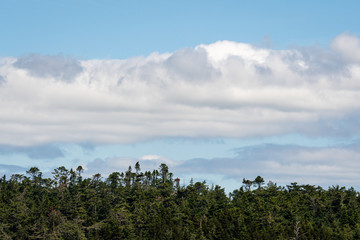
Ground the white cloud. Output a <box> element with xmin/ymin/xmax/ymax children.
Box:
<box><xmin>331</xmin><ymin>32</ymin><xmax>360</xmax><ymax>63</ymax></box>
<box><xmin>13</xmin><ymin>54</ymin><xmax>83</xmax><ymax>82</ymax></box>
<box><xmin>82</xmin><ymin>143</ymin><xmax>360</xmax><ymax>190</ymax></box>
<box><xmin>84</xmin><ymin>154</ymin><xmax>180</xmax><ymax>176</ymax></box>
<box><xmin>1</xmin><ymin>34</ymin><xmax>360</xmax><ymax>146</ymax></box>
<box><xmin>0</xmin><ymin>75</ymin><xmax>5</xmax><ymax>85</ymax></box>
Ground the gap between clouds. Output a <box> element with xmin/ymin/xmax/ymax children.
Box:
<box><xmin>0</xmin><ymin>33</ymin><xmax>360</xmax><ymax>145</ymax></box>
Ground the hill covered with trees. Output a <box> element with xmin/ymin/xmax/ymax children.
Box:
<box><xmin>0</xmin><ymin>163</ymin><xmax>360</xmax><ymax>239</ymax></box>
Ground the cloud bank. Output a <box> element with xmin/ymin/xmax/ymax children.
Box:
<box><xmin>82</xmin><ymin>142</ymin><xmax>360</xmax><ymax>190</ymax></box>
<box><xmin>1</xmin><ymin>33</ymin><xmax>360</xmax><ymax>146</ymax></box>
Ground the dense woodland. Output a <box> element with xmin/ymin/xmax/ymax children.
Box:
<box><xmin>1</xmin><ymin>163</ymin><xmax>360</xmax><ymax>239</ymax></box>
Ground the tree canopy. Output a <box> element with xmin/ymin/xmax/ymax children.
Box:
<box><xmin>0</xmin><ymin>163</ymin><xmax>359</xmax><ymax>239</ymax></box>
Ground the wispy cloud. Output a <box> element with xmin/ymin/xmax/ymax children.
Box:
<box><xmin>1</xmin><ymin>33</ymin><xmax>360</xmax><ymax>146</ymax></box>
<box><xmin>83</xmin><ymin>142</ymin><xmax>360</xmax><ymax>189</ymax></box>
<box><xmin>4</xmin><ymin>140</ymin><xmax>359</xmax><ymax>190</ymax></box>
<box><xmin>0</xmin><ymin>144</ymin><xmax>65</xmax><ymax>159</ymax></box>
<box><xmin>84</xmin><ymin>154</ymin><xmax>177</xmax><ymax>176</ymax></box>
<box><xmin>0</xmin><ymin>164</ymin><xmax>27</xmax><ymax>177</ymax></box>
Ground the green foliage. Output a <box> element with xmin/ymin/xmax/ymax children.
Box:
<box><xmin>0</xmin><ymin>164</ymin><xmax>360</xmax><ymax>239</ymax></box>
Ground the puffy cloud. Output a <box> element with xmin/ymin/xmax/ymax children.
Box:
<box><xmin>165</xmin><ymin>47</ymin><xmax>219</xmax><ymax>82</ymax></box>
<box><xmin>1</xmin><ymin>34</ymin><xmax>360</xmax><ymax>146</ymax></box>
<box><xmin>13</xmin><ymin>54</ymin><xmax>83</xmax><ymax>82</ymax></box>
<box><xmin>331</xmin><ymin>32</ymin><xmax>360</xmax><ymax>63</ymax></box>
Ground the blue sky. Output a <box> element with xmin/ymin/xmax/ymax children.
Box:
<box><xmin>2</xmin><ymin>1</ymin><xmax>359</xmax><ymax>58</ymax></box>
<box><xmin>1</xmin><ymin>1</ymin><xmax>360</xmax><ymax>191</ymax></box>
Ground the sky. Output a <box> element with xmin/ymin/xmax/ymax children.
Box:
<box><xmin>1</xmin><ymin>0</ymin><xmax>360</xmax><ymax>191</ymax></box>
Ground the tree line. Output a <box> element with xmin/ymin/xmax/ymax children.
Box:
<box><xmin>0</xmin><ymin>163</ymin><xmax>360</xmax><ymax>239</ymax></box>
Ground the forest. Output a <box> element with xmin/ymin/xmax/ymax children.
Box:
<box><xmin>0</xmin><ymin>163</ymin><xmax>360</xmax><ymax>239</ymax></box>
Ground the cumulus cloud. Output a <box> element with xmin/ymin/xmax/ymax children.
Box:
<box><xmin>13</xmin><ymin>54</ymin><xmax>83</xmax><ymax>82</ymax></box>
<box><xmin>165</xmin><ymin>47</ymin><xmax>219</xmax><ymax>82</ymax></box>
<box><xmin>331</xmin><ymin>32</ymin><xmax>360</xmax><ymax>63</ymax></box>
<box><xmin>1</xmin><ymin>34</ymin><xmax>360</xmax><ymax>145</ymax></box>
